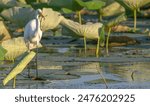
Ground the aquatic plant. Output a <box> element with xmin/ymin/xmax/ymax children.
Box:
<box><xmin>0</xmin><ymin>0</ymin><xmax>17</xmax><ymax>12</ymax></box>
<box><xmin>0</xmin><ymin>7</ymin><xmax>35</xmax><ymax>27</ymax></box>
<box><xmin>96</xmin><ymin>63</ymin><xmax>108</xmax><ymax>88</ymax></box>
<box><xmin>61</xmin><ymin>0</ymin><xmax>105</xmax><ymax>54</ymax></box>
<box><xmin>1</xmin><ymin>37</ymin><xmax>28</xmax><ymax>61</ymax></box>
<box><xmin>25</xmin><ymin>0</ymin><xmax>49</xmax><ymax>9</ymax></box>
<box><xmin>96</xmin><ymin>25</ymin><xmax>105</xmax><ymax>57</ymax></box>
<box><xmin>0</xmin><ymin>45</ymin><xmax>7</xmax><ymax>61</ymax></box>
<box><xmin>81</xmin><ymin>0</ymin><xmax>105</xmax><ymax>54</ymax></box>
<box><xmin>61</xmin><ymin>18</ymin><xmax>104</xmax><ymax>57</ymax></box>
<box><xmin>100</xmin><ymin>2</ymin><xmax>125</xmax><ymax>18</ymax></box>
<box><xmin>3</xmin><ymin>51</ymin><xmax>36</xmax><ymax>88</ymax></box>
<box><xmin>0</xmin><ymin>21</ymin><xmax>11</xmax><ymax>42</ymax></box>
<box><xmin>105</xmin><ymin>13</ymin><xmax>127</xmax><ymax>55</ymax></box>
<box><xmin>115</xmin><ymin>0</ymin><xmax>150</xmax><ymax>32</ymax></box>
<box><xmin>1</xmin><ymin>37</ymin><xmax>42</xmax><ymax>61</ymax></box>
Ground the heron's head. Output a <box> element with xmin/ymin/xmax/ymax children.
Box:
<box><xmin>36</xmin><ymin>9</ymin><xmax>45</xmax><ymax>19</ymax></box>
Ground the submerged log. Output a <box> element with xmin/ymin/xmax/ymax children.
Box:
<box><xmin>3</xmin><ymin>51</ymin><xmax>36</xmax><ymax>86</ymax></box>
<box><xmin>109</xmin><ymin>36</ymin><xmax>140</xmax><ymax>47</ymax></box>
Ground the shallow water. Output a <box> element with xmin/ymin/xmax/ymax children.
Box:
<box><xmin>0</xmin><ymin>19</ymin><xmax>150</xmax><ymax>89</ymax></box>
<box><xmin>1</xmin><ymin>40</ymin><xmax>150</xmax><ymax>89</ymax></box>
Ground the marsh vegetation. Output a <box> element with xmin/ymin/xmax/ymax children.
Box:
<box><xmin>0</xmin><ymin>0</ymin><xmax>150</xmax><ymax>89</ymax></box>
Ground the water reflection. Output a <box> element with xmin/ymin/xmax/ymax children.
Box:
<box><xmin>1</xmin><ymin>44</ymin><xmax>150</xmax><ymax>89</ymax></box>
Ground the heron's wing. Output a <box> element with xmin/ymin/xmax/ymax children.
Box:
<box><xmin>24</xmin><ymin>19</ymin><xmax>38</xmax><ymax>41</ymax></box>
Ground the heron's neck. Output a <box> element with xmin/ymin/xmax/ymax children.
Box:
<box><xmin>35</xmin><ymin>17</ymin><xmax>41</xmax><ymax>32</ymax></box>
<box><xmin>36</xmin><ymin>14</ymin><xmax>39</xmax><ymax>19</ymax></box>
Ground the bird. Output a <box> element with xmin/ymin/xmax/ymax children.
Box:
<box><xmin>24</xmin><ymin>9</ymin><xmax>45</xmax><ymax>79</ymax></box>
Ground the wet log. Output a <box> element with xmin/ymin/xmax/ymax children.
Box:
<box><xmin>109</xmin><ymin>36</ymin><xmax>140</xmax><ymax>47</ymax></box>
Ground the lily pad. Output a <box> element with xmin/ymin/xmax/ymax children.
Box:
<box><xmin>41</xmin><ymin>8</ymin><xmax>63</xmax><ymax>31</ymax></box>
<box><xmin>0</xmin><ymin>45</ymin><xmax>7</xmax><ymax>60</ymax></box>
<box><xmin>105</xmin><ymin>13</ymin><xmax>127</xmax><ymax>28</ymax></box>
<box><xmin>3</xmin><ymin>51</ymin><xmax>36</xmax><ymax>86</ymax></box>
<box><xmin>115</xmin><ymin>0</ymin><xmax>150</xmax><ymax>11</ymax></box>
<box><xmin>0</xmin><ymin>7</ymin><xmax>35</xmax><ymax>27</ymax></box>
<box><xmin>1</xmin><ymin>37</ymin><xmax>42</xmax><ymax>61</ymax></box>
<box><xmin>61</xmin><ymin>0</ymin><xmax>105</xmax><ymax>14</ymax></box>
<box><xmin>61</xmin><ymin>8</ymin><xmax>73</xmax><ymax>14</ymax></box>
<box><xmin>0</xmin><ymin>21</ymin><xmax>11</xmax><ymax>43</ymax></box>
<box><xmin>1</xmin><ymin>37</ymin><xmax>28</xmax><ymax>61</ymax></box>
<box><xmin>28</xmin><ymin>0</ymin><xmax>49</xmax><ymax>9</ymax></box>
<box><xmin>84</xmin><ymin>0</ymin><xmax>105</xmax><ymax>10</ymax></box>
<box><xmin>0</xmin><ymin>0</ymin><xmax>17</xmax><ymax>10</ymax></box>
<box><xmin>17</xmin><ymin>0</ymin><xmax>26</xmax><ymax>4</ymax></box>
<box><xmin>48</xmin><ymin>0</ymin><xmax>73</xmax><ymax>11</ymax></box>
<box><xmin>30</xmin><ymin>2</ymin><xmax>49</xmax><ymax>9</ymax></box>
<box><xmin>49</xmin><ymin>0</ymin><xmax>84</xmax><ymax>12</ymax></box>
<box><xmin>61</xmin><ymin>18</ymin><xmax>103</xmax><ymax>39</ymax></box>
<box><xmin>100</xmin><ymin>2</ymin><xmax>125</xmax><ymax>17</ymax></box>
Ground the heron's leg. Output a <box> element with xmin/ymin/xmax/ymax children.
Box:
<box><xmin>28</xmin><ymin>64</ymin><xmax>31</xmax><ymax>78</ymax></box>
<box><xmin>27</xmin><ymin>43</ymin><xmax>31</xmax><ymax>78</ymax></box>
<box><xmin>83</xmin><ymin>33</ymin><xmax>87</xmax><ymax>55</ymax></box>
<box><xmin>36</xmin><ymin>45</ymin><xmax>38</xmax><ymax>78</ymax></box>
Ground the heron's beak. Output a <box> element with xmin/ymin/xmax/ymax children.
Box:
<box><xmin>39</xmin><ymin>12</ymin><xmax>45</xmax><ymax>20</ymax></box>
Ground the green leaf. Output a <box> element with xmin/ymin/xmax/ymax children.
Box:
<box><xmin>71</xmin><ymin>0</ymin><xmax>85</xmax><ymax>11</ymax></box>
<box><xmin>115</xmin><ymin>0</ymin><xmax>150</xmax><ymax>11</ymax></box>
<box><xmin>17</xmin><ymin>0</ymin><xmax>27</xmax><ymax>4</ymax></box>
<box><xmin>0</xmin><ymin>45</ymin><xmax>7</xmax><ymax>60</ymax></box>
<box><xmin>115</xmin><ymin>0</ymin><xmax>150</xmax><ymax>32</ymax></box>
<box><xmin>30</xmin><ymin>2</ymin><xmax>49</xmax><ymax>9</ymax></box>
<box><xmin>1</xmin><ymin>37</ymin><xmax>28</xmax><ymax>61</ymax></box>
<box><xmin>61</xmin><ymin>8</ymin><xmax>73</xmax><ymax>14</ymax></box>
<box><xmin>0</xmin><ymin>7</ymin><xmax>35</xmax><ymax>27</ymax></box>
<box><xmin>48</xmin><ymin>0</ymin><xmax>84</xmax><ymax>12</ymax></box>
<box><xmin>74</xmin><ymin>0</ymin><xmax>86</xmax><ymax>8</ymax></box>
<box><xmin>41</xmin><ymin>8</ymin><xmax>63</xmax><ymax>31</ymax></box>
<box><xmin>114</xmin><ymin>0</ymin><xmax>131</xmax><ymax>11</ymax></box>
<box><xmin>85</xmin><ymin>0</ymin><xmax>105</xmax><ymax>10</ymax></box>
<box><xmin>99</xmin><ymin>26</ymin><xmax>105</xmax><ymax>46</ymax></box>
<box><xmin>48</xmin><ymin>0</ymin><xmax>74</xmax><ymax>11</ymax></box>
<box><xmin>3</xmin><ymin>51</ymin><xmax>36</xmax><ymax>86</ymax></box>
<box><xmin>0</xmin><ymin>0</ymin><xmax>17</xmax><ymax>9</ymax></box>
<box><xmin>105</xmin><ymin>13</ymin><xmax>127</xmax><ymax>28</ymax></box>
<box><xmin>1</xmin><ymin>37</ymin><xmax>42</xmax><ymax>61</ymax></box>
<box><xmin>100</xmin><ymin>2</ymin><xmax>125</xmax><ymax>17</ymax></box>
<box><xmin>0</xmin><ymin>21</ymin><xmax>11</xmax><ymax>42</ymax></box>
